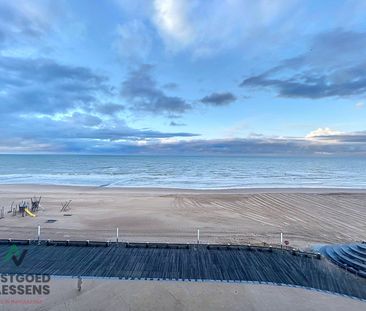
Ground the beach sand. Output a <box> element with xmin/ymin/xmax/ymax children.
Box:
<box><xmin>1</xmin><ymin>278</ymin><xmax>365</xmax><ymax>311</ymax></box>
<box><xmin>1</xmin><ymin>185</ymin><xmax>366</xmax><ymax>310</ymax></box>
<box><xmin>0</xmin><ymin>184</ymin><xmax>365</xmax><ymax>248</ymax></box>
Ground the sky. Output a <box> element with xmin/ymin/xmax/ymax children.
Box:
<box><xmin>1</xmin><ymin>0</ymin><xmax>366</xmax><ymax>156</ymax></box>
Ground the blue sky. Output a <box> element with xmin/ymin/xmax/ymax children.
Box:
<box><xmin>1</xmin><ymin>0</ymin><xmax>366</xmax><ymax>155</ymax></box>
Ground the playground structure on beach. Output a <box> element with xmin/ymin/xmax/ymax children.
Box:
<box><xmin>0</xmin><ymin>196</ymin><xmax>42</xmax><ymax>218</ymax></box>
<box><xmin>15</xmin><ymin>196</ymin><xmax>41</xmax><ymax>217</ymax></box>
<box><xmin>25</xmin><ymin>208</ymin><xmax>36</xmax><ymax>217</ymax></box>
<box><xmin>1</xmin><ymin>195</ymin><xmax>73</xmax><ymax>221</ymax></box>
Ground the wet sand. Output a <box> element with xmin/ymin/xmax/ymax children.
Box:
<box><xmin>0</xmin><ymin>184</ymin><xmax>365</xmax><ymax>248</ymax></box>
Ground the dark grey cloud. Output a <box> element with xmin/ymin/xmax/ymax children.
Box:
<box><xmin>0</xmin><ymin>56</ymin><xmax>108</xmax><ymax>88</ymax></box>
<box><xmin>0</xmin><ymin>0</ymin><xmax>59</xmax><ymax>48</ymax></box>
<box><xmin>117</xmin><ymin>132</ymin><xmax>366</xmax><ymax>156</ymax></box>
<box><xmin>120</xmin><ymin>64</ymin><xmax>191</xmax><ymax>116</ymax></box>
<box><xmin>0</xmin><ymin>115</ymin><xmax>198</xmax><ymax>141</ymax></box>
<box><xmin>94</xmin><ymin>103</ymin><xmax>125</xmax><ymax>115</ymax></box>
<box><xmin>67</xmin><ymin>112</ymin><xmax>103</xmax><ymax>127</ymax></box>
<box><xmin>0</xmin><ymin>56</ymin><xmax>112</xmax><ymax>115</ymax></box>
<box><xmin>0</xmin><ymin>114</ymin><xmax>199</xmax><ymax>152</ymax></box>
<box><xmin>2</xmin><ymin>117</ymin><xmax>364</xmax><ymax>155</ymax></box>
<box><xmin>240</xmin><ymin>29</ymin><xmax>366</xmax><ymax>99</ymax></box>
<box><xmin>102</xmin><ymin>132</ymin><xmax>366</xmax><ymax>155</ymax></box>
<box><xmin>0</xmin><ymin>56</ymin><xmax>199</xmax><ymax>152</ymax></box>
<box><xmin>169</xmin><ymin>121</ymin><xmax>186</xmax><ymax>127</ymax></box>
<box><xmin>163</xmin><ymin>82</ymin><xmax>178</xmax><ymax>90</ymax></box>
<box><xmin>200</xmin><ymin>92</ymin><xmax>237</xmax><ymax>106</ymax></box>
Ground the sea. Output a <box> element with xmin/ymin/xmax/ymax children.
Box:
<box><xmin>0</xmin><ymin>154</ymin><xmax>365</xmax><ymax>189</ymax></box>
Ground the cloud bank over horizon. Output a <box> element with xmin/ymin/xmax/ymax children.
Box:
<box><xmin>1</xmin><ymin>127</ymin><xmax>366</xmax><ymax>156</ymax></box>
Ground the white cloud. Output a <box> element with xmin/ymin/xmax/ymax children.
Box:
<box><xmin>116</xmin><ymin>0</ymin><xmax>366</xmax><ymax>60</ymax></box>
<box><xmin>158</xmin><ymin>137</ymin><xmax>179</xmax><ymax>144</ymax></box>
<box><xmin>113</xmin><ymin>0</ymin><xmax>307</xmax><ymax>57</ymax></box>
<box><xmin>306</xmin><ymin>128</ymin><xmax>342</xmax><ymax>140</ymax></box>
<box><xmin>355</xmin><ymin>102</ymin><xmax>365</xmax><ymax>109</ymax></box>
<box><xmin>150</xmin><ymin>0</ymin><xmax>298</xmax><ymax>56</ymax></box>
<box><xmin>153</xmin><ymin>0</ymin><xmax>194</xmax><ymax>49</ymax></box>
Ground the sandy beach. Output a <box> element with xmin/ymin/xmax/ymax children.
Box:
<box><xmin>1</xmin><ymin>184</ymin><xmax>366</xmax><ymax>310</ymax></box>
<box><xmin>0</xmin><ymin>184</ymin><xmax>365</xmax><ymax>248</ymax></box>
<box><xmin>1</xmin><ymin>278</ymin><xmax>365</xmax><ymax>311</ymax></box>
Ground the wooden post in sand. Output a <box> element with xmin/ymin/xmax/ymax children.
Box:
<box><xmin>37</xmin><ymin>225</ymin><xmax>41</xmax><ymax>245</ymax></box>
<box><xmin>197</xmin><ymin>229</ymin><xmax>200</xmax><ymax>244</ymax></box>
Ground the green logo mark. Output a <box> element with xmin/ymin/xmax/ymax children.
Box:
<box><xmin>3</xmin><ymin>245</ymin><xmax>28</xmax><ymax>266</ymax></box>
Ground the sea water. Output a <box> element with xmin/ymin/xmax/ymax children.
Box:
<box><xmin>0</xmin><ymin>154</ymin><xmax>365</xmax><ymax>189</ymax></box>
